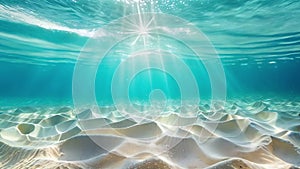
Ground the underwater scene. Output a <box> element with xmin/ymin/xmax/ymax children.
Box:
<box><xmin>0</xmin><ymin>0</ymin><xmax>300</xmax><ymax>168</ymax></box>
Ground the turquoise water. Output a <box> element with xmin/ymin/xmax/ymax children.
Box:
<box><xmin>1</xmin><ymin>0</ymin><xmax>300</xmax><ymax>106</ymax></box>
<box><xmin>1</xmin><ymin>1</ymin><xmax>300</xmax><ymax>168</ymax></box>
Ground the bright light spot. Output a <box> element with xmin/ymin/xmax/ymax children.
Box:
<box><xmin>139</xmin><ymin>26</ymin><xmax>148</xmax><ymax>35</ymax></box>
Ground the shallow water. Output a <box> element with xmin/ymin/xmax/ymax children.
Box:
<box><xmin>1</xmin><ymin>0</ymin><xmax>300</xmax><ymax>104</ymax></box>
<box><xmin>0</xmin><ymin>0</ymin><xmax>300</xmax><ymax>169</ymax></box>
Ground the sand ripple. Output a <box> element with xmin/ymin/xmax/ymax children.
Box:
<box><xmin>0</xmin><ymin>99</ymin><xmax>300</xmax><ymax>169</ymax></box>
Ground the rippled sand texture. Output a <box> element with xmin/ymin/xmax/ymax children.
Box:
<box><xmin>0</xmin><ymin>99</ymin><xmax>300</xmax><ymax>169</ymax></box>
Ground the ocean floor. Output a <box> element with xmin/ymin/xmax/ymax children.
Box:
<box><xmin>0</xmin><ymin>98</ymin><xmax>300</xmax><ymax>169</ymax></box>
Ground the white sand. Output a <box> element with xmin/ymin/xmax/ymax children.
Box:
<box><xmin>0</xmin><ymin>99</ymin><xmax>299</xmax><ymax>169</ymax></box>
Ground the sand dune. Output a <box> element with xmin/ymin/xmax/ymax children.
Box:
<box><xmin>0</xmin><ymin>99</ymin><xmax>300</xmax><ymax>168</ymax></box>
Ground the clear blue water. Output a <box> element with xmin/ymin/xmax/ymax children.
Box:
<box><xmin>0</xmin><ymin>0</ymin><xmax>300</xmax><ymax>106</ymax></box>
